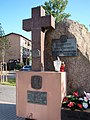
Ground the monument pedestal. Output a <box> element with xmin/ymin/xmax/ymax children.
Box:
<box><xmin>16</xmin><ymin>71</ymin><xmax>66</xmax><ymax>120</ymax></box>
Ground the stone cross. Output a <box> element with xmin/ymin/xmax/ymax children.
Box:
<box><xmin>23</xmin><ymin>6</ymin><xmax>55</xmax><ymax>71</ymax></box>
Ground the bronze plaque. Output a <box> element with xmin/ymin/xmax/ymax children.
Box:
<box><xmin>31</xmin><ymin>75</ymin><xmax>42</xmax><ymax>89</ymax></box>
<box><xmin>52</xmin><ymin>35</ymin><xmax>77</xmax><ymax>56</ymax></box>
<box><xmin>27</xmin><ymin>91</ymin><xmax>47</xmax><ymax>105</ymax></box>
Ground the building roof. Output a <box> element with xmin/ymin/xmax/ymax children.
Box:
<box><xmin>5</xmin><ymin>32</ymin><xmax>32</xmax><ymax>42</ymax></box>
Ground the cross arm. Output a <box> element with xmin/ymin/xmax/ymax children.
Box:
<box><xmin>41</xmin><ymin>15</ymin><xmax>55</xmax><ymax>29</ymax></box>
<box><xmin>23</xmin><ymin>18</ymin><xmax>33</xmax><ymax>31</ymax></box>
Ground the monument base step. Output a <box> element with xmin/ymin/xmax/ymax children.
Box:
<box><xmin>61</xmin><ymin>108</ymin><xmax>90</xmax><ymax>120</ymax></box>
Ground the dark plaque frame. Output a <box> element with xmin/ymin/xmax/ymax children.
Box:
<box><xmin>31</xmin><ymin>75</ymin><xmax>42</xmax><ymax>89</ymax></box>
<box><xmin>52</xmin><ymin>35</ymin><xmax>77</xmax><ymax>57</ymax></box>
<box><xmin>27</xmin><ymin>91</ymin><xmax>47</xmax><ymax>105</ymax></box>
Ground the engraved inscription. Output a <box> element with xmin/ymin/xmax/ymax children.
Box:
<box><xmin>52</xmin><ymin>36</ymin><xmax>77</xmax><ymax>56</ymax></box>
<box><xmin>27</xmin><ymin>91</ymin><xmax>47</xmax><ymax>105</ymax></box>
<box><xmin>31</xmin><ymin>76</ymin><xmax>42</xmax><ymax>89</ymax></box>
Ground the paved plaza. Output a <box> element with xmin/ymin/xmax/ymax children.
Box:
<box><xmin>0</xmin><ymin>85</ymin><xmax>25</xmax><ymax>120</ymax></box>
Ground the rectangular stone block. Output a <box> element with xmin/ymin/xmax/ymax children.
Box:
<box><xmin>16</xmin><ymin>71</ymin><xmax>66</xmax><ymax>120</ymax></box>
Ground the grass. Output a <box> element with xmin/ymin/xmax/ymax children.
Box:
<box><xmin>0</xmin><ymin>78</ymin><xmax>16</xmax><ymax>86</ymax></box>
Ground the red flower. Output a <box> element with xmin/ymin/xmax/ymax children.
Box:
<box><xmin>73</xmin><ymin>92</ymin><xmax>78</xmax><ymax>97</ymax></box>
<box><xmin>77</xmin><ymin>103</ymin><xmax>83</xmax><ymax>109</ymax></box>
<box><xmin>63</xmin><ymin>97</ymin><xmax>68</xmax><ymax>102</ymax></box>
<box><xmin>67</xmin><ymin>102</ymin><xmax>74</xmax><ymax>107</ymax></box>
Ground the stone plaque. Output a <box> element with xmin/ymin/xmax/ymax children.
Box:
<box><xmin>27</xmin><ymin>91</ymin><xmax>47</xmax><ymax>105</ymax></box>
<box><xmin>31</xmin><ymin>75</ymin><xmax>42</xmax><ymax>89</ymax></box>
<box><xmin>32</xmin><ymin>49</ymin><xmax>41</xmax><ymax>58</ymax></box>
<box><xmin>52</xmin><ymin>36</ymin><xmax>77</xmax><ymax>57</ymax></box>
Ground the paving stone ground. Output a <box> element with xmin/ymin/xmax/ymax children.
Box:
<box><xmin>0</xmin><ymin>85</ymin><xmax>16</xmax><ymax>103</ymax></box>
<box><xmin>0</xmin><ymin>85</ymin><xmax>25</xmax><ymax>120</ymax></box>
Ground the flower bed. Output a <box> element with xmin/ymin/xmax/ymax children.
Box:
<box><xmin>62</xmin><ymin>91</ymin><xmax>90</xmax><ymax>110</ymax></box>
<box><xmin>62</xmin><ymin>91</ymin><xmax>90</xmax><ymax>120</ymax></box>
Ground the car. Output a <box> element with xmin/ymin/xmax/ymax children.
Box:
<box><xmin>20</xmin><ymin>65</ymin><xmax>32</xmax><ymax>71</ymax></box>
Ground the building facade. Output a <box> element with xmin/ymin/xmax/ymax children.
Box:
<box><xmin>4</xmin><ymin>33</ymin><xmax>32</xmax><ymax>65</ymax></box>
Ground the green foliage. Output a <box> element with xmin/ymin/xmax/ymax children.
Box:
<box><xmin>0</xmin><ymin>36</ymin><xmax>10</xmax><ymax>63</ymax></box>
<box><xmin>0</xmin><ymin>78</ymin><xmax>16</xmax><ymax>86</ymax></box>
<box><xmin>0</xmin><ymin>36</ymin><xmax>10</xmax><ymax>53</ymax></box>
<box><xmin>0</xmin><ymin>36</ymin><xmax>10</xmax><ymax>62</ymax></box>
<box><xmin>0</xmin><ymin>23</ymin><xmax>10</xmax><ymax>58</ymax></box>
<box><xmin>43</xmin><ymin>0</ymin><xmax>71</xmax><ymax>23</ymax></box>
<box><xmin>62</xmin><ymin>91</ymin><xmax>90</xmax><ymax>110</ymax></box>
<box><xmin>15</xmin><ymin>63</ymin><xmax>24</xmax><ymax>70</ymax></box>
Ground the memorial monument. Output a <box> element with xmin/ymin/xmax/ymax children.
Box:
<box><xmin>16</xmin><ymin>6</ymin><xmax>66</xmax><ymax>120</ymax></box>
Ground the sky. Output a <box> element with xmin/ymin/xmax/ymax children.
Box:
<box><xmin>0</xmin><ymin>0</ymin><xmax>90</xmax><ymax>39</ymax></box>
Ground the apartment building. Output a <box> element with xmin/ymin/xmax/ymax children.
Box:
<box><xmin>4</xmin><ymin>32</ymin><xmax>32</xmax><ymax>65</ymax></box>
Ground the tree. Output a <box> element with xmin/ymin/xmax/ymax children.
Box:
<box><xmin>0</xmin><ymin>36</ymin><xmax>10</xmax><ymax>58</ymax></box>
<box><xmin>0</xmin><ymin>23</ymin><xmax>10</xmax><ymax>62</ymax></box>
<box><xmin>43</xmin><ymin>0</ymin><xmax>71</xmax><ymax>23</ymax></box>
